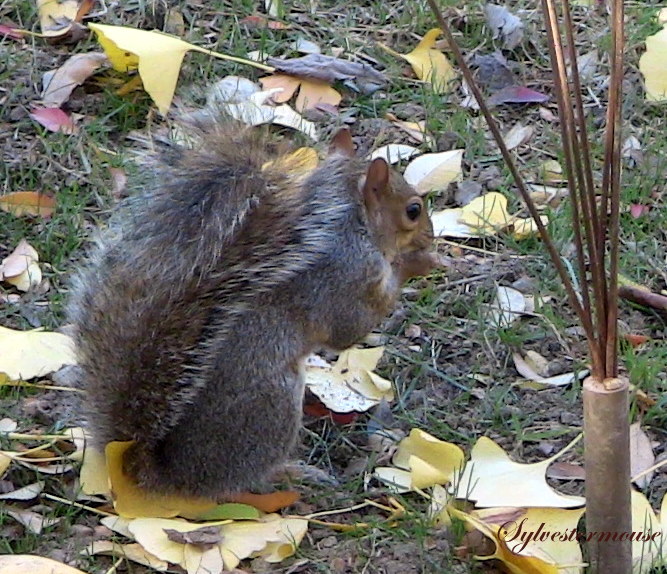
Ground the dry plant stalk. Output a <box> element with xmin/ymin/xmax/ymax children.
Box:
<box><xmin>426</xmin><ymin>0</ymin><xmax>631</xmax><ymax>571</ymax></box>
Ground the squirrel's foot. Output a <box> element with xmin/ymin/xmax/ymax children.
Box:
<box><xmin>271</xmin><ymin>461</ymin><xmax>339</xmax><ymax>487</ymax></box>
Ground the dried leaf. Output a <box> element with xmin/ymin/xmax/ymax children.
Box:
<box><xmin>369</xmin><ymin>144</ymin><xmax>420</xmax><ymax>164</ymax></box>
<box><xmin>42</xmin><ymin>53</ymin><xmax>108</xmax><ymax>108</ymax></box>
<box><xmin>487</xmin><ymin>85</ymin><xmax>549</xmax><ymax>106</ymax></box>
<box><xmin>0</xmin><ymin>482</ymin><xmax>44</xmax><ymax>500</ymax></box>
<box><xmin>0</xmin><ymin>193</ymin><xmax>55</xmax><ymax>219</ymax></box>
<box><xmin>403</xmin><ymin>149</ymin><xmax>464</xmax><ymax>194</ymax></box>
<box><xmin>305</xmin><ymin>347</ymin><xmax>393</xmax><ymax>413</ymax></box>
<box><xmin>259</xmin><ymin>74</ymin><xmax>300</xmax><ymax>103</ymax></box>
<box><xmin>490</xmin><ymin>286</ymin><xmax>526</xmax><ymax>328</ymax></box>
<box><xmin>630</xmin><ymin>423</ymin><xmax>655</xmax><ymax>488</ymax></box>
<box><xmin>37</xmin><ymin>0</ymin><xmax>78</xmax><ymax>37</ymax></box>
<box><xmin>485</xmin><ymin>4</ymin><xmax>524</xmax><ymax>50</ymax></box>
<box><xmin>7</xmin><ymin>509</ymin><xmax>60</xmax><ymax>534</ymax></box>
<box><xmin>502</xmin><ymin>124</ymin><xmax>533</xmax><ymax>150</ymax></box>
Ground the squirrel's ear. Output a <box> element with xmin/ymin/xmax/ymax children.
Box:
<box><xmin>360</xmin><ymin>158</ymin><xmax>389</xmax><ymax>210</ymax></box>
<box><xmin>329</xmin><ymin>128</ymin><xmax>356</xmax><ymax>157</ymax></box>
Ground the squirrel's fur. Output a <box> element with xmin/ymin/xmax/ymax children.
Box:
<box><xmin>68</xmin><ymin>118</ymin><xmax>434</xmax><ymax>499</ymax></box>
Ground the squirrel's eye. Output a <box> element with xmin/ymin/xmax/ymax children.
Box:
<box><xmin>405</xmin><ymin>202</ymin><xmax>422</xmax><ymax>221</ymax></box>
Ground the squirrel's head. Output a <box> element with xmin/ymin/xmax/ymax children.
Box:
<box><xmin>329</xmin><ymin>128</ymin><xmax>435</xmax><ymax>280</ymax></box>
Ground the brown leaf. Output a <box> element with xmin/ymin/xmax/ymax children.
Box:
<box><xmin>259</xmin><ymin>74</ymin><xmax>300</xmax><ymax>103</ymax></box>
<box><xmin>164</xmin><ymin>525</ymin><xmax>223</xmax><ymax>547</ymax></box>
<box><xmin>630</xmin><ymin>423</ymin><xmax>655</xmax><ymax>488</ymax></box>
<box><xmin>42</xmin><ymin>53</ymin><xmax>108</xmax><ymax>108</ymax></box>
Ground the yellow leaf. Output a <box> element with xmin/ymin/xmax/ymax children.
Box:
<box><xmin>511</xmin><ymin>216</ymin><xmax>549</xmax><ymax>240</ymax></box>
<box><xmin>37</xmin><ymin>0</ymin><xmax>78</xmax><ymax>37</ymax></box>
<box><xmin>639</xmin><ymin>24</ymin><xmax>667</xmax><ymax>102</ymax></box>
<box><xmin>105</xmin><ymin>441</ymin><xmax>217</xmax><ymax>518</ymax></box>
<box><xmin>453</xmin><ymin>436</ymin><xmax>585</xmax><ymax>508</ymax></box>
<box><xmin>373</xmin><ymin>467</ymin><xmax>413</xmax><ymax>493</ymax></box>
<box><xmin>0</xmin><ymin>327</ymin><xmax>76</xmax><ymax>380</ymax></box>
<box><xmin>259</xmin><ymin>518</ymin><xmax>309</xmax><ymax>563</ymax></box>
<box><xmin>0</xmin><ymin>555</ymin><xmax>86</xmax><ymax>574</ymax></box>
<box><xmin>459</xmin><ymin>192</ymin><xmax>511</xmax><ymax>233</ymax></box>
<box><xmin>383</xmin><ymin>28</ymin><xmax>455</xmax><ymax>93</ymax></box>
<box><xmin>0</xmin><ymin>452</ymin><xmax>12</xmax><ymax>476</ymax></box>
<box><xmin>450</xmin><ymin>506</ymin><xmax>563</xmax><ymax>574</ymax></box>
<box><xmin>80</xmin><ymin>446</ymin><xmax>110</xmax><ymax>496</ymax></box>
<box><xmin>88</xmin><ymin>24</ymin><xmax>189</xmax><ymax>114</ymax></box>
<box><xmin>0</xmin><ymin>192</ymin><xmax>56</xmax><ymax>218</ymax></box>
<box><xmin>630</xmin><ymin>489</ymin><xmax>665</xmax><ymax>572</ymax></box>
<box><xmin>295</xmin><ymin>78</ymin><xmax>342</xmax><ymax>112</ymax></box>
<box><xmin>82</xmin><ymin>541</ymin><xmax>169</xmax><ymax>571</ymax></box>
<box><xmin>392</xmin><ymin>429</ymin><xmax>465</xmax><ymax>490</ymax></box>
<box><xmin>183</xmin><ymin>545</ymin><xmax>224</xmax><ymax>574</ymax></box>
<box><xmin>1</xmin><ymin>239</ymin><xmax>42</xmax><ymax>292</ymax></box>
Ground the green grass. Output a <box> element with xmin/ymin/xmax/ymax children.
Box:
<box><xmin>0</xmin><ymin>0</ymin><xmax>665</xmax><ymax>572</ymax></box>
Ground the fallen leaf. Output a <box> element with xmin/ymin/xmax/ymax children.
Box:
<box><xmin>30</xmin><ymin>107</ymin><xmax>77</xmax><ymax>134</ymax></box>
<box><xmin>430</xmin><ymin>208</ymin><xmax>473</xmax><ymax>238</ymax></box>
<box><xmin>82</xmin><ymin>541</ymin><xmax>169</xmax><ymax>571</ymax></box>
<box><xmin>630</xmin><ymin>489</ymin><xmax>665</xmax><ymax>572</ymax></box>
<box><xmin>380</xmin><ymin>28</ymin><xmax>455</xmax><ymax>93</ymax></box>
<box><xmin>290</xmin><ymin>37</ymin><xmax>321</xmax><ymax>54</ymax></box>
<box><xmin>0</xmin><ymin>192</ymin><xmax>56</xmax><ymax>218</ymax></box>
<box><xmin>485</xmin><ymin>4</ymin><xmax>524</xmax><ymax>50</ymax></box>
<box><xmin>449</xmin><ymin>506</ymin><xmax>562</xmax><ymax>573</ymax></box>
<box><xmin>0</xmin><ymin>482</ymin><xmax>44</xmax><ymax>500</ymax></box>
<box><xmin>369</xmin><ymin>144</ymin><xmax>420</xmax><ymax>164</ymax></box>
<box><xmin>266</xmin><ymin>54</ymin><xmax>386</xmax><ymax>94</ymax></box>
<box><xmin>630</xmin><ymin>423</ymin><xmax>655</xmax><ymax>488</ymax></box>
<box><xmin>453</xmin><ymin>436</ymin><xmax>585</xmax><ymax>507</ymax></box>
<box><xmin>639</xmin><ymin>20</ymin><xmax>667</xmax><ymax>102</ymax></box>
<box><xmin>105</xmin><ymin>441</ymin><xmax>218</xmax><ymax>519</ymax></box>
<box><xmin>80</xmin><ymin>446</ymin><xmax>110</xmax><ymax>496</ymax></box>
<box><xmin>305</xmin><ymin>347</ymin><xmax>393</xmax><ymax>413</ymax></box>
<box><xmin>0</xmin><ymin>418</ymin><xmax>17</xmax><ymax>432</ymax></box>
<box><xmin>0</xmin><ymin>327</ymin><xmax>76</xmax><ymax>380</ymax></box>
<box><xmin>41</xmin><ymin>53</ymin><xmax>108</xmax><ymax>108</ymax></box>
<box><xmin>487</xmin><ymin>85</ymin><xmax>549</xmax><ymax>106</ymax></box>
<box><xmin>630</xmin><ymin>204</ymin><xmax>651</xmax><ymax>218</ymax></box>
<box><xmin>0</xmin><ymin>24</ymin><xmax>25</xmax><ymax>40</ymax></box>
<box><xmin>385</xmin><ymin>114</ymin><xmax>433</xmax><ymax>145</ymax></box>
<box><xmin>490</xmin><ymin>286</ymin><xmax>526</xmax><ymax>328</ymax></box>
<box><xmin>403</xmin><ymin>149</ymin><xmax>464</xmax><ymax>194</ymax></box>
<box><xmin>7</xmin><ymin>509</ymin><xmax>60</xmax><ymax>534</ymax></box>
<box><xmin>258</xmin><ymin>73</ymin><xmax>300</xmax><ymax>102</ymax></box>
<box><xmin>259</xmin><ymin>74</ymin><xmax>341</xmax><ymax>112</ymax></box>
<box><xmin>546</xmin><ymin>461</ymin><xmax>586</xmax><ymax>481</ymax></box>
<box><xmin>502</xmin><ymin>124</ymin><xmax>533</xmax><ymax>150</ymax></box>
<box><xmin>375</xmin><ymin>429</ymin><xmax>465</xmax><ymax>491</ymax></box>
<box><xmin>37</xmin><ymin>0</ymin><xmax>78</xmax><ymax>37</ymax></box>
<box><xmin>623</xmin><ymin>334</ymin><xmax>650</xmax><ymax>348</ymax></box>
<box><xmin>225</xmin><ymin>491</ymin><xmax>300</xmax><ymax>514</ymax></box>
<box><xmin>0</xmin><ymin>555</ymin><xmax>87</xmax><ymax>574</ymax></box>
<box><xmin>1</xmin><ymin>239</ymin><xmax>42</xmax><ymax>291</ymax></box>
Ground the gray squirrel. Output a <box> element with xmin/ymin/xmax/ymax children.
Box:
<box><xmin>67</xmin><ymin>117</ymin><xmax>435</xmax><ymax>499</ymax></box>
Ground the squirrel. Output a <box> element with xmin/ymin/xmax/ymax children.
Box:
<box><xmin>67</xmin><ymin>117</ymin><xmax>436</xmax><ymax>500</ymax></box>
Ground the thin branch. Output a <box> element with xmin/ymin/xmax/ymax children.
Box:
<box><xmin>425</xmin><ymin>0</ymin><xmax>598</xmax><ymax>355</ymax></box>
<box><xmin>604</xmin><ymin>0</ymin><xmax>625</xmax><ymax>378</ymax></box>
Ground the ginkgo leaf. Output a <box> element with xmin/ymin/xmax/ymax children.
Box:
<box><xmin>295</xmin><ymin>78</ymin><xmax>342</xmax><ymax>111</ymax></box>
<box><xmin>89</xmin><ymin>24</ymin><xmax>272</xmax><ymax>114</ymax></box>
<box><xmin>105</xmin><ymin>441</ymin><xmax>218</xmax><ymax>519</ymax></box>
<box><xmin>305</xmin><ymin>347</ymin><xmax>393</xmax><ymax>413</ymax></box>
<box><xmin>0</xmin><ymin>555</ymin><xmax>86</xmax><ymax>574</ymax></box>
<box><xmin>392</xmin><ymin>429</ymin><xmax>465</xmax><ymax>489</ymax></box>
<box><xmin>630</xmin><ymin>489</ymin><xmax>665</xmax><ymax>572</ymax></box>
<box><xmin>82</xmin><ymin>541</ymin><xmax>169</xmax><ymax>571</ymax></box>
<box><xmin>451</xmin><ymin>505</ymin><xmax>584</xmax><ymax>574</ymax></box>
<box><xmin>459</xmin><ymin>192</ymin><xmax>511</xmax><ymax>232</ymax></box>
<box><xmin>373</xmin><ymin>467</ymin><xmax>413</xmax><ymax>493</ymax></box>
<box><xmin>80</xmin><ymin>446</ymin><xmax>110</xmax><ymax>496</ymax></box>
<box><xmin>403</xmin><ymin>149</ymin><xmax>464</xmax><ymax>194</ymax></box>
<box><xmin>639</xmin><ymin>21</ymin><xmax>667</xmax><ymax>102</ymax></box>
<box><xmin>490</xmin><ymin>286</ymin><xmax>526</xmax><ymax>328</ymax></box>
<box><xmin>431</xmin><ymin>207</ymin><xmax>473</xmax><ymax>238</ymax></box>
<box><xmin>37</xmin><ymin>0</ymin><xmax>78</xmax><ymax>37</ymax></box>
<box><xmin>381</xmin><ymin>28</ymin><xmax>455</xmax><ymax>93</ymax></box>
<box><xmin>0</xmin><ymin>192</ymin><xmax>56</xmax><ymax>218</ymax></box>
<box><xmin>630</xmin><ymin>423</ymin><xmax>655</xmax><ymax>488</ymax></box>
<box><xmin>7</xmin><ymin>509</ymin><xmax>60</xmax><ymax>534</ymax></box>
<box><xmin>453</xmin><ymin>436</ymin><xmax>585</xmax><ymax>508</ymax></box>
<box><xmin>0</xmin><ymin>482</ymin><xmax>44</xmax><ymax>500</ymax></box>
<box><xmin>1</xmin><ymin>239</ymin><xmax>42</xmax><ymax>292</ymax></box>
<box><xmin>0</xmin><ymin>327</ymin><xmax>76</xmax><ymax>380</ymax></box>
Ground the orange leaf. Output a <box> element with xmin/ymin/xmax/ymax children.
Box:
<box><xmin>295</xmin><ymin>79</ymin><xmax>341</xmax><ymax>112</ymax></box>
<box><xmin>0</xmin><ymin>192</ymin><xmax>56</xmax><ymax>218</ymax></box>
<box><xmin>227</xmin><ymin>490</ymin><xmax>300</xmax><ymax>513</ymax></box>
<box><xmin>259</xmin><ymin>74</ymin><xmax>300</xmax><ymax>103</ymax></box>
<box><xmin>623</xmin><ymin>334</ymin><xmax>650</xmax><ymax>348</ymax></box>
